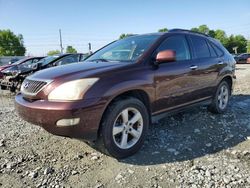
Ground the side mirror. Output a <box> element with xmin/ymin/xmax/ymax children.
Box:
<box><xmin>155</xmin><ymin>50</ymin><xmax>176</xmax><ymax>64</ymax></box>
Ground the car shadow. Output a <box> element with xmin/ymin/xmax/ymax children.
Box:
<box><xmin>120</xmin><ymin>94</ymin><xmax>250</xmax><ymax>165</ymax></box>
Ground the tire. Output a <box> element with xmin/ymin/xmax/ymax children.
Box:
<box><xmin>97</xmin><ymin>97</ymin><xmax>149</xmax><ymax>159</ymax></box>
<box><xmin>208</xmin><ymin>81</ymin><xmax>230</xmax><ymax>114</ymax></box>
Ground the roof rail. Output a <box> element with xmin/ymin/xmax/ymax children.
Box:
<box><xmin>168</xmin><ymin>28</ymin><xmax>211</xmax><ymax>37</ymax></box>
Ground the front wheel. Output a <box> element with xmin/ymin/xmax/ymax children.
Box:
<box><xmin>208</xmin><ymin>81</ymin><xmax>230</xmax><ymax>114</ymax></box>
<box><xmin>99</xmin><ymin>98</ymin><xmax>149</xmax><ymax>159</ymax></box>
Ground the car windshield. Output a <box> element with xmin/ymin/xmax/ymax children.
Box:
<box><xmin>12</xmin><ymin>59</ymin><xmax>26</xmax><ymax>65</ymax></box>
<box><xmin>86</xmin><ymin>35</ymin><xmax>160</xmax><ymax>62</ymax></box>
<box><xmin>37</xmin><ymin>55</ymin><xmax>59</xmax><ymax>66</ymax></box>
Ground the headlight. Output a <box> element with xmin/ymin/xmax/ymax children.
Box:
<box><xmin>48</xmin><ymin>78</ymin><xmax>99</xmax><ymax>101</ymax></box>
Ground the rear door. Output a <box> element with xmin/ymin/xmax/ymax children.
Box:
<box><xmin>187</xmin><ymin>35</ymin><xmax>221</xmax><ymax>98</ymax></box>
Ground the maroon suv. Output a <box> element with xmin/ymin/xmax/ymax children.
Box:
<box><xmin>15</xmin><ymin>29</ymin><xmax>236</xmax><ymax>158</ymax></box>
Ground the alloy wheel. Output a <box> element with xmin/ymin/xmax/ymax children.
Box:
<box><xmin>217</xmin><ymin>85</ymin><xmax>229</xmax><ymax>110</ymax></box>
<box><xmin>112</xmin><ymin>107</ymin><xmax>143</xmax><ymax>149</ymax></box>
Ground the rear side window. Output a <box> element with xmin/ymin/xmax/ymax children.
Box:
<box><xmin>207</xmin><ymin>42</ymin><xmax>217</xmax><ymax>57</ymax></box>
<box><xmin>210</xmin><ymin>42</ymin><xmax>224</xmax><ymax>57</ymax></box>
<box><xmin>190</xmin><ymin>36</ymin><xmax>210</xmax><ymax>59</ymax></box>
<box><xmin>157</xmin><ymin>35</ymin><xmax>191</xmax><ymax>61</ymax></box>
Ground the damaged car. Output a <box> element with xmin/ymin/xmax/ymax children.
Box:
<box><xmin>1</xmin><ymin>53</ymin><xmax>85</xmax><ymax>92</ymax></box>
<box><xmin>0</xmin><ymin>56</ymin><xmax>44</xmax><ymax>80</ymax></box>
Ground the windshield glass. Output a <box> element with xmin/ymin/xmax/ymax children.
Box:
<box><xmin>12</xmin><ymin>59</ymin><xmax>26</xmax><ymax>65</ymax></box>
<box><xmin>37</xmin><ymin>56</ymin><xmax>59</xmax><ymax>66</ymax></box>
<box><xmin>86</xmin><ymin>35</ymin><xmax>160</xmax><ymax>62</ymax></box>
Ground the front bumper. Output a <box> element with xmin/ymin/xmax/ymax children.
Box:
<box><xmin>15</xmin><ymin>94</ymin><xmax>107</xmax><ymax>141</ymax></box>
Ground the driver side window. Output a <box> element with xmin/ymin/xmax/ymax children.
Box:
<box><xmin>157</xmin><ymin>35</ymin><xmax>191</xmax><ymax>61</ymax></box>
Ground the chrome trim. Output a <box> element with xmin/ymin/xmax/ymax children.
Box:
<box><xmin>21</xmin><ymin>78</ymin><xmax>53</xmax><ymax>97</ymax></box>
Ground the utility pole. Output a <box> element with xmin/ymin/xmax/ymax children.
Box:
<box><xmin>88</xmin><ymin>43</ymin><xmax>92</xmax><ymax>54</ymax></box>
<box><xmin>59</xmin><ymin>29</ymin><xmax>63</xmax><ymax>53</ymax></box>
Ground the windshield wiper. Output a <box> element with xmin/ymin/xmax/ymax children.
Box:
<box><xmin>89</xmin><ymin>58</ymin><xmax>109</xmax><ymax>62</ymax></box>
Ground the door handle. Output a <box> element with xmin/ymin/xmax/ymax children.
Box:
<box><xmin>190</xmin><ymin>65</ymin><xmax>198</xmax><ymax>70</ymax></box>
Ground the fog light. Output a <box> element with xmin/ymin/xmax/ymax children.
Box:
<box><xmin>56</xmin><ymin>118</ymin><xmax>80</xmax><ymax>127</ymax></box>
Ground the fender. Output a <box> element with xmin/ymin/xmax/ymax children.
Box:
<box><xmin>104</xmin><ymin>79</ymin><xmax>154</xmax><ymax>102</ymax></box>
<box><xmin>101</xmin><ymin>79</ymin><xmax>155</xmax><ymax>113</ymax></box>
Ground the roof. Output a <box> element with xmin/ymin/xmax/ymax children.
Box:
<box><xmin>132</xmin><ymin>29</ymin><xmax>212</xmax><ymax>38</ymax></box>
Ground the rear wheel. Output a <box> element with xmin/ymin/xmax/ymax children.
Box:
<box><xmin>208</xmin><ymin>81</ymin><xmax>230</xmax><ymax>113</ymax></box>
<box><xmin>98</xmin><ymin>97</ymin><xmax>149</xmax><ymax>159</ymax></box>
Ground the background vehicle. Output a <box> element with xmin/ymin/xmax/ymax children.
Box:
<box><xmin>0</xmin><ymin>57</ymin><xmax>44</xmax><ymax>79</ymax></box>
<box><xmin>15</xmin><ymin>30</ymin><xmax>236</xmax><ymax>158</ymax></box>
<box><xmin>8</xmin><ymin>58</ymin><xmax>20</xmax><ymax>64</ymax></box>
<box><xmin>1</xmin><ymin>53</ymin><xmax>84</xmax><ymax>92</ymax></box>
<box><xmin>234</xmin><ymin>53</ymin><xmax>250</xmax><ymax>64</ymax></box>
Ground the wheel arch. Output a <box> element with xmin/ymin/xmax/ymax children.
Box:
<box><xmin>218</xmin><ymin>75</ymin><xmax>233</xmax><ymax>95</ymax></box>
<box><xmin>97</xmin><ymin>89</ymin><xmax>152</xmax><ymax>137</ymax></box>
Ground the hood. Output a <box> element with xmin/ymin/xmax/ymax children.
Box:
<box><xmin>2</xmin><ymin>64</ymin><xmax>32</xmax><ymax>76</ymax></box>
<box><xmin>0</xmin><ymin>64</ymin><xmax>12</xmax><ymax>70</ymax></box>
<box><xmin>2</xmin><ymin>65</ymin><xmax>19</xmax><ymax>76</ymax></box>
<box><xmin>29</xmin><ymin>61</ymin><xmax>129</xmax><ymax>81</ymax></box>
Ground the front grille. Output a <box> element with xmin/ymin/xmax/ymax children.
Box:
<box><xmin>21</xmin><ymin>79</ymin><xmax>48</xmax><ymax>96</ymax></box>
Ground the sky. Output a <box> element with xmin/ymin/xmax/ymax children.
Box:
<box><xmin>0</xmin><ymin>0</ymin><xmax>249</xmax><ymax>56</ymax></box>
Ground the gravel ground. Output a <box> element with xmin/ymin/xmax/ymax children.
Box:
<box><xmin>0</xmin><ymin>64</ymin><xmax>250</xmax><ymax>188</ymax></box>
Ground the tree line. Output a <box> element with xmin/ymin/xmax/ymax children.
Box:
<box><xmin>120</xmin><ymin>25</ymin><xmax>250</xmax><ymax>54</ymax></box>
<box><xmin>0</xmin><ymin>25</ymin><xmax>249</xmax><ymax>56</ymax></box>
<box><xmin>0</xmin><ymin>29</ymin><xmax>79</xmax><ymax>56</ymax></box>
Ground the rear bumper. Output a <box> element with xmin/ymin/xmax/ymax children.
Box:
<box><xmin>15</xmin><ymin>94</ymin><xmax>107</xmax><ymax>141</ymax></box>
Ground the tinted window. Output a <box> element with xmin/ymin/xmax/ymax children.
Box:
<box><xmin>190</xmin><ymin>36</ymin><xmax>210</xmax><ymax>58</ymax></box>
<box><xmin>210</xmin><ymin>42</ymin><xmax>224</xmax><ymax>57</ymax></box>
<box><xmin>157</xmin><ymin>35</ymin><xmax>190</xmax><ymax>61</ymax></box>
<box><xmin>56</xmin><ymin>55</ymin><xmax>80</xmax><ymax>65</ymax></box>
<box><xmin>207</xmin><ymin>42</ymin><xmax>217</xmax><ymax>57</ymax></box>
<box><xmin>20</xmin><ymin>59</ymin><xmax>33</xmax><ymax>68</ymax></box>
<box><xmin>38</xmin><ymin>56</ymin><xmax>59</xmax><ymax>66</ymax></box>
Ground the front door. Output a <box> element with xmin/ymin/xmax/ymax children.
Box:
<box><xmin>153</xmin><ymin>34</ymin><xmax>194</xmax><ymax>114</ymax></box>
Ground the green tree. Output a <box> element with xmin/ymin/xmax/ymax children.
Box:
<box><xmin>191</xmin><ymin>25</ymin><xmax>209</xmax><ymax>35</ymax></box>
<box><xmin>119</xmin><ymin>33</ymin><xmax>134</xmax><ymax>39</ymax></box>
<box><xmin>66</xmin><ymin>45</ymin><xmax>77</xmax><ymax>53</ymax></box>
<box><xmin>214</xmin><ymin>29</ymin><xmax>228</xmax><ymax>46</ymax></box>
<box><xmin>158</xmin><ymin>28</ymin><xmax>168</xmax><ymax>32</ymax></box>
<box><xmin>47</xmin><ymin>50</ymin><xmax>60</xmax><ymax>56</ymax></box>
<box><xmin>247</xmin><ymin>41</ymin><xmax>250</xmax><ymax>53</ymax></box>
<box><xmin>208</xmin><ymin>30</ymin><xmax>216</xmax><ymax>38</ymax></box>
<box><xmin>224</xmin><ymin>35</ymin><xmax>247</xmax><ymax>54</ymax></box>
<box><xmin>191</xmin><ymin>27</ymin><xmax>200</xmax><ymax>32</ymax></box>
<box><xmin>198</xmin><ymin>25</ymin><xmax>210</xmax><ymax>35</ymax></box>
<box><xmin>0</xmin><ymin>29</ymin><xmax>26</xmax><ymax>56</ymax></box>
